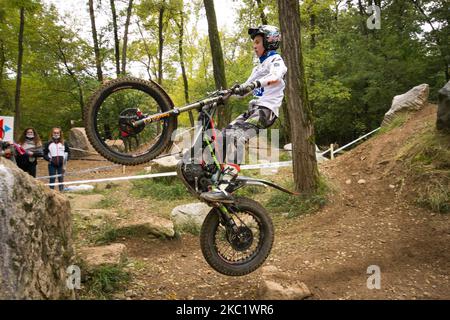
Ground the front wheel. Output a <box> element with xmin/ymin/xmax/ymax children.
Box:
<box><xmin>200</xmin><ymin>197</ymin><xmax>274</xmax><ymax>276</ymax></box>
<box><xmin>83</xmin><ymin>77</ymin><xmax>177</xmax><ymax>165</ymax></box>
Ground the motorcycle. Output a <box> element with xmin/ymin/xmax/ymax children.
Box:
<box><xmin>84</xmin><ymin>77</ymin><xmax>296</xmax><ymax>276</ymax></box>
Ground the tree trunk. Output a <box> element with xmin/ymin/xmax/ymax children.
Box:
<box><xmin>121</xmin><ymin>0</ymin><xmax>133</xmax><ymax>75</ymax></box>
<box><xmin>89</xmin><ymin>0</ymin><xmax>103</xmax><ymax>82</ymax></box>
<box><xmin>203</xmin><ymin>0</ymin><xmax>229</xmax><ymax>129</ymax></box>
<box><xmin>14</xmin><ymin>7</ymin><xmax>25</xmax><ymax>138</ymax></box>
<box><xmin>57</xmin><ymin>39</ymin><xmax>85</xmax><ymax>119</ymax></box>
<box><xmin>157</xmin><ymin>7</ymin><xmax>165</xmax><ymax>85</ymax></box>
<box><xmin>136</xmin><ymin>20</ymin><xmax>152</xmax><ymax>80</ymax></box>
<box><xmin>110</xmin><ymin>0</ymin><xmax>121</xmax><ymax>76</ymax></box>
<box><xmin>0</xmin><ymin>40</ymin><xmax>5</xmax><ymax>82</ymax></box>
<box><xmin>255</xmin><ymin>0</ymin><xmax>268</xmax><ymax>25</ymax></box>
<box><xmin>177</xmin><ymin>10</ymin><xmax>194</xmax><ymax>126</ymax></box>
<box><xmin>278</xmin><ymin>0</ymin><xmax>319</xmax><ymax>193</ymax></box>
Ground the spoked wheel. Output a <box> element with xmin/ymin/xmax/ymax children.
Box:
<box><xmin>200</xmin><ymin>197</ymin><xmax>274</xmax><ymax>276</ymax></box>
<box><xmin>83</xmin><ymin>77</ymin><xmax>177</xmax><ymax>165</ymax></box>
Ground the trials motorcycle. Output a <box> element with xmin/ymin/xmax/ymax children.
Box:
<box><xmin>84</xmin><ymin>77</ymin><xmax>296</xmax><ymax>276</ymax></box>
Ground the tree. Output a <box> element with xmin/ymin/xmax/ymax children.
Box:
<box><xmin>203</xmin><ymin>0</ymin><xmax>229</xmax><ymax>128</ymax></box>
<box><xmin>278</xmin><ymin>0</ymin><xmax>319</xmax><ymax>193</ymax></box>
<box><xmin>175</xmin><ymin>6</ymin><xmax>194</xmax><ymax>126</ymax></box>
<box><xmin>121</xmin><ymin>0</ymin><xmax>133</xmax><ymax>75</ymax></box>
<box><xmin>110</xmin><ymin>0</ymin><xmax>121</xmax><ymax>76</ymax></box>
<box><xmin>14</xmin><ymin>6</ymin><xmax>25</xmax><ymax>137</ymax></box>
<box><xmin>88</xmin><ymin>0</ymin><xmax>103</xmax><ymax>82</ymax></box>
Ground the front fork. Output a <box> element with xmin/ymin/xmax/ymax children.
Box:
<box><xmin>218</xmin><ymin>204</ymin><xmax>239</xmax><ymax>233</ymax></box>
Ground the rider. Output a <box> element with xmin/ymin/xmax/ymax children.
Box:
<box><xmin>201</xmin><ymin>24</ymin><xmax>287</xmax><ymax>203</ymax></box>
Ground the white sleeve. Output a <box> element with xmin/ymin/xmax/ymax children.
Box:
<box><xmin>242</xmin><ymin>66</ymin><xmax>259</xmax><ymax>86</ymax></box>
<box><xmin>256</xmin><ymin>57</ymin><xmax>287</xmax><ymax>88</ymax></box>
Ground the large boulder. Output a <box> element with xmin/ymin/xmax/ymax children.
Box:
<box><xmin>437</xmin><ymin>81</ymin><xmax>450</xmax><ymax>132</ymax></box>
<box><xmin>68</xmin><ymin>127</ymin><xmax>98</xmax><ymax>159</ymax></box>
<box><xmin>382</xmin><ymin>84</ymin><xmax>429</xmax><ymax>126</ymax></box>
<box><xmin>171</xmin><ymin>203</ymin><xmax>211</xmax><ymax>230</ymax></box>
<box><xmin>0</xmin><ymin>157</ymin><xmax>74</xmax><ymax>299</ymax></box>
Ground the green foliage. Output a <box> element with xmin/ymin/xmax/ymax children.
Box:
<box><xmin>83</xmin><ymin>264</ymin><xmax>131</xmax><ymax>299</ymax></box>
<box><xmin>398</xmin><ymin>125</ymin><xmax>450</xmax><ymax>214</ymax></box>
<box><xmin>131</xmin><ymin>175</ymin><xmax>189</xmax><ymax>200</ymax></box>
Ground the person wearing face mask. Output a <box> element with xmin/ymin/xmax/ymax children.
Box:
<box><xmin>43</xmin><ymin>127</ymin><xmax>71</xmax><ymax>191</ymax></box>
<box><xmin>16</xmin><ymin>127</ymin><xmax>43</xmax><ymax>177</ymax></box>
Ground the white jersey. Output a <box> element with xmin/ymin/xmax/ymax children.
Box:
<box><xmin>243</xmin><ymin>52</ymin><xmax>287</xmax><ymax>117</ymax></box>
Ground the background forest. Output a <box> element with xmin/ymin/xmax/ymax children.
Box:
<box><xmin>0</xmin><ymin>0</ymin><xmax>448</xmax><ymax>147</ymax></box>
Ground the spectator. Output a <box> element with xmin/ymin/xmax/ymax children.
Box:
<box><xmin>0</xmin><ymin>138</ymin><xmax>16</xmax><ymax>163</ymax></box>
<box><xmin>43</xmin><ymin>127</ymin><xmax>70</xmax><ymax>191</ymax></box>
<box><xmin>16</xmin><ymin>127</ymin><xmax>43</xmax><ymax>177</ymax></box>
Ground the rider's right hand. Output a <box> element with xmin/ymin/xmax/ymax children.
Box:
<box><xmin>232</xmin><ymin>81</ymin><xmax>261</xmax><ymax>96</ymax></box>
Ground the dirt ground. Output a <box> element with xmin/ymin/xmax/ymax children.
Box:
<box><xmin>42</xmin><ymin>104</ymin><xmax>450</xmax><ymax>300</ymax></box>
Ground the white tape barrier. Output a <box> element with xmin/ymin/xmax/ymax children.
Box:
<box><xmin>47</xmin><ymin>171</ymin><xmax>177</xmax><ymax>187</ymax></box>
<box><xmin>45</xmin><ymin>161</ymin><xmax>294</xmax><ymax>187</ymax></box>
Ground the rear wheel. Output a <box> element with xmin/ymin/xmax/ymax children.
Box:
<box><xmin>83</xmin><ymin>77</ymin><xmax>177</xmax><ymax>165</ymax></box>
<box><xmin>200</xmin><ymin>197</ymin><xmax>274</xmax><ymax>276</ymax></box>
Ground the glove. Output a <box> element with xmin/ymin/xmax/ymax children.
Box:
<box><xmin>232</xmin><ymin>81</ymin><xmax>261</xmax><ymax>96</ymax></box>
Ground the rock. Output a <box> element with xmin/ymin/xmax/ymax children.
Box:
<box><xmin>68</xmin><ymin>194</ymin><xmax>106</xmax><ymax>210</ymax></box>
<box><xmin>345</xmin><ymin>179</ymin><xmax>352</xmax><ymax>185</ymax></box>
<box><xmin>73</xmin><ymin>209</ymin><xmax>119</xmax><ymax>223</ymax></box>
<box><xmin>358</xmin><ymin>179</ymin><xmax>366</xmax><ymax>184</ymax></box>
<box><xmin>68</xmin><ymin>127</ymin><xmax>98</xmax><ymax>159</ymax></box>
<box><xmin>0</xmin><ymin>157</ymin><xmax>74</xmax><ymax>299</ymax></box>
<box><xmin>150</xmin><ymin>155</ymin><xmax>181</xmax><ymax>172</ymax></box>
<box><xmin>171</xmin><ymin>203</ymin><xmax>211</xmax><ymax>230</ymax></box>
<box><xmin>258</xmin><ymin>266</ymin><xmax>312</xmax><ymax>300</ymax></box>
<box><xmin>437</xmin><ymin>80</ymin><xmax>450</xmax><ymax>132</ymax></box>
<box><xmin>78</xmin><ymin>243</ymin><xmax>127</xmax><ymax>268</ymax></box>
<box><xmin>125</xmin><ymin>289</ymin><xmax>137</xmax><ymax>298</ymax></box>
<box><xmin>389</xmin><ymin>184</ymin><xmax>395</xmax><ymax>189</ymax></box>
<box><xmin>382</xmin><ymin>84</ymin><xmax>429</xmax><ymax>126</ymax></box>
<box><xmin>118</xmin><ymin>215</ymin><xmax>175</xmax><ymax>238</ymax></box>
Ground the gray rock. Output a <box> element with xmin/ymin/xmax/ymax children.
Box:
<box><xmin>258</xmin><ymin>266</ymin><xmax>312</xmax><ymax>300</ymax></box>
<box><xmin>68</xmin><ymin>127</ymin><xmax>98</xmax><ymax>159</ymax></box>
<box><xmin>0</xmin><ymin>157</ymin><xmax>74</xmax><ymax>299</ymax></box>
<box><xmin>78</xmin><ymin>243</ymin><xmax>127</xmax><ymax>268</ymax></box>
<box><xmin>118</xmin><ymin>215</ymin><xmax>175</xmax><ymax>238</ymax></box>
<box><xmin>382</xmin><ymin>84</ymin><xmax>429</xmax><ymax>126</ymax></box>
<box><xmin>437</xmin><ymin>80</ymin><xmax>450</xmax><ymax>131</ymax></box>
<box><xmin>171</xmin><ymin>203</ymin><xmax>211</xmax><ymax>230</ymax></box>
<box><xmin>149</xmin><ymin>155</ymin><xmax>181</xmax><ymax>172</ymax></box>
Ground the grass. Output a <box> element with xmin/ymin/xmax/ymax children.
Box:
<box><xmin>94</xmin><ymin>197</ymin><xmax>120</xmax><ymax>209</ymax></box>
<box><xmin>378</xmin><ymin>113</ymin><xmax>410</xmax><ymax>134</ymax></box>
<box><xmin>266</xmin><ymin>175</ymin><xmax>331</xmax><ymax>218</ymax></box>
<box><xmin>417</xmin><ymin>181</ymin><xmax>450</xmax><ymax>214</ymax></box>
<box><xmin>396</xmin><ymin>125</ymin><xmax>450</xmax><ymax>214</ymax></box>
<box><xmin>175</xmin><ymin>219</ymin><xmax>201</xmax><ymax>236</ymax></box>
<box><xmin>81</xmin><ymin>264</ymin><xmax>131</xmax><ymax>299</ymax></box>
<box><xmin>130</xmin><ymin>175</ymin><xmax>189</xmax><ymax>200</ymax></box>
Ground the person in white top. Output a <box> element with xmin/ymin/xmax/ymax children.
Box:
<box><xmin>43</xmin><ymin>127</ymin><xmax>70</xmax><ymax>191</ymax></box>
<box><xmin>223</xmin><ymin>25</ymin><xmax>287</xmax><ymax>163</ymax></box>
<box><xmin>201</xmin><ymin>25</ymin><xmax>288</xmax><ymax>203</ymax></box>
